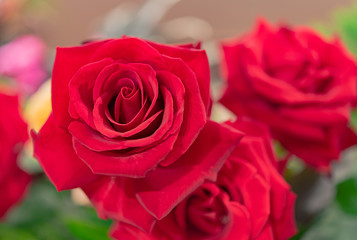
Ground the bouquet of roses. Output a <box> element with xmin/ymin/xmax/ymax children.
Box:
<box><xmin>1</xmin><ymin>2</ymin><xmax>357</xmax><ymax>239</ymax></box>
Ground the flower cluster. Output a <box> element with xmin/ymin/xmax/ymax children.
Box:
<box><xmin>2</xmin><ymin>17</ymin><xmax>357</xmax><ymax>240</ymax></box>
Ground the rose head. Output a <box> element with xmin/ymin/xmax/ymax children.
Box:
<box><xmin>111</xmin><ymin>119</ymin><xmax>297</xmax><ymax>240</ymax></box>
<box><xmin>0</xmin><ymin>92</ymin><xmax>31</xmax><ymax>218</ymax></box>
<box><xmin>33</xmin><ymin>37</ymin><xmax>243</xmax><ymax>230</ymax></box>
<box><xmin>220</xmin><ymin>19</ymin><xmax>357</xmax><ymax>171</ymax></box>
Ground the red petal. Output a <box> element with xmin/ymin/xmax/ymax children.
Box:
<box><xmin>72</xmin><ymin>133</ymin><xmax>177</xmax><ymax>177</ymax></box>
<box><xmin>32</xmin><ymin>115</ymin><xmax>97</xmax><ymax>191</ymax></box>
<box><xmin>68</xmin><ymin>58</ymin><xmax>114</xmax><ymax>128</ymax></box>
<box><xmin>159</xmin><ymin>56</ymin><xmax>207</xmax><ymax>166</ymax></box>
<box><xmin>134</xmin><ymin>121</ymin><xmax>243</xmax><ymax>220</ymax></box>
<box><xmin>226</xmin><ymin>157</ymin><xmax>270</xmax><ymax>238</ymax></box>
<box><xmin>82</xmin><ymin>177</ymin><xmax>156</xmax><ymax>233</ymax></box>
<box><xmin>0</xmin><ymin>93</ymin><xmax>28</xmax><ymax>144</ymax></box>
<box><xmin>0</xmin><ymin>167</ymin><xmax>31</xmax><ymax>218</ymax></box>
<box><xmin>147</xmin><ymin>41</ymin><xmax>211</xmax><ymax>112</ymax></box>
<box><xmin>110</xmin><ymin>222</ymin><xmax>153</xmax><ymax>240</ymax></box>
<box><xmin>89</xmin><ymin>38</ymin><xmax>165</xmax><ymax>68</ymax></box>
<box><xmin>272</xmin><ymin>193</ymin><xmax>297</xmax><ymax>240</ymax></box>
<box><xmin>223</xmin><ymin>202</ymin><xmax>251</xmax><ymax>240</ymax></box>
<box><xmin>52</xmin><ymin>40</ymin><xmax>111</xmax><ymax>128</ymax></box>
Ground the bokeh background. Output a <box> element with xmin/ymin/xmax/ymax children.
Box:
<box><xmin>1</xmin><ymin>0</ymin><xmax>357</xmax><ymax>239</ymax></box>
<box><xmin>1</xmin><ymin>0</ymin><xmax>355</xmax><ymax>45</ymax></box>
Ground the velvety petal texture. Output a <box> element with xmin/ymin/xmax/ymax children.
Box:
<box><xmin>0</xmin><ymin>93</ymin><xmax>31</xmax><ymax>218</ymax></box>
<box><xmin>220</xmin><ymin>18</ymin><xmax>357</xmax><ymax>171</ymax></box>
<box><xmin>33</xmin><ymin>37</ymin><xmax>243</xmax><ymax>231</ymax></box>
<box><xmin>111</xmin><ymin>119</ymin><xmax>297</xmax><ymax>240</ymax></box>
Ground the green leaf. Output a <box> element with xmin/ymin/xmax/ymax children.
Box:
<box><xmin>0</xmin><ymin>225</ymin><xmax>38</xmax><ymax>240</ymax></box>
<box><xmin>333</xmin><ymin>4</ymin><xmax>357</xmax><ymax>56</ymax></box>
<box><xmin>336</xmin><ymin>177</ymin><xmax>357</xmax><ymax>215</ymax></box>
<box><xmin>65</xmin><ymin>218</ymin><xmax>111</xmax><ymax>240</ymax></box>
<box><xmin>350</xmin><ymin>110</ymin><xmax>357</xmax><ymax>132</ymax></box>
<box><xmin>0</xmin><ymin>178</ymin><xmax>112</xmax><ymax>240</ymax></box>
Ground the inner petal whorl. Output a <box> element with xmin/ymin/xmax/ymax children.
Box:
<box><xmin>186</xmin><ymin>183</ymin><xmax>230</xmax><ymax>236</ymax></box>
<box><xmin>107</xmin><ymin>79</ymin><xmax>142</xmax><ymax>124</ymax></box>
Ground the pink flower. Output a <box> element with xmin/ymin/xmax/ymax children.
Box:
<box><xmin>0</xmin><ymin>35</ymin><xmax>47</xmax><ymax>95</ymax></box>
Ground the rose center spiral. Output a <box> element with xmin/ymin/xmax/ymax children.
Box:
<box><xmin>108</xmin><ymin>78</ymin><xmax>142</xmax><ymax>124</ymax></box>
<box><xmin>186</xmin><ymin>185</ymin><xmax>230</xmax><ymax>236</ymax></box>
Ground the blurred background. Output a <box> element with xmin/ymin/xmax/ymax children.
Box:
<box><xmin>1</xmin><ymin>0</ymin><xmax>355</xmax><ymax>46</ymax></box>
<box><xmin>1</xmin><ymin>0</ymin><xmax>357</xmax><ymax>239</ymax></box>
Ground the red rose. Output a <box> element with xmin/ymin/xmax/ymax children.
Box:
<box><xmin>0</xmin><ymin>92</ymin><xmax>31</xmax><ymax>218</ymax></box>
<box><xmin>33</xmin><ymin>37</ymin><xmax>243</xmax><ymax>230</ymax></box>
<box><xmin>220</xmin><ymin>19</ymin><xmax>357</xmax><ymax>171</ymax></box>
<box><xmin>110</xmin><ymin>119</ymin><xmax>297</xmax><ymax>240</ymax></box>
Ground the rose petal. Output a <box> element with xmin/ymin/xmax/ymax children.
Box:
<box><xmin>82</xmin><ymin>177</ymin><xmax>156</xmax><ymax>233</ymax></box>
<box><xmin>68</xmin><ymin>58</ymin><xmax>114</xmax><ymax>128</ymax></box>
<box><xmin>72</xmin><ymin>133</ymin><xmax>178</xmax><ymax>177</ymax></box>
<box><xmin>0</xmin><ymin>167</ymin><xmax>31</xmax><ymax>218</ymax></box>
<box><xmin>92</xmin><ymin>94</ymin><xmax>163</xmax><ymax>140</ymax></box>
<box><xmin>0</xmin><ymin>94</ymin><xmax>28</xmax><ymax>144</ymax></box>
<box><xmin>248</xmin><ymin>65</ymin><xmax>357</xmax><ymax>105</ymax></box>
<box><xmin>90</xmin><ymin>38</ymin><xmax>166</xmax><ymax>69</ymax></box>
<box><xmin>134</xmin><ymin>121</ymin><xmax>243</xmax><ymax>220</ymax></box>
<box><xmin>32</xmin><ymin>114</ymin><xmax>97</xmax><ymax>191</ymax></box>
<box><xmin>272</xmin><ymin>193</ymin><xmax>297</xmax><ymax>240</ymax></box>
<box><xmin>254</xmin><ymin>225</ymin><xmax>275</xmax><ymax>240</ymax></box>
<box><xmin>71</xmin><ymin>85</ymin><xmax>174</xmax><ymax>149</ymax></box>
<box><xmin>110</xmin><ymin>222</ymin><xmax>153</xmax><ymax>240</ymax></box>
<box><xmin>224</xmin><ymin>157</ymin><xmax>270</xmax><ymax>238</ymax></box>
<box><xmin>223</xmin><ymin>202</ymin><xmax>251</xmax><ymax>240</ymax></box>
<box><xmin>221</xmin><ymin>90</ymin><xmax>327</xmax><ymax>141</ymax></box>
<box><xmin>159</xmin><ymin>56</ymin><xmax>207</xmax><ymax>166</ymax></box>
<box><xmin>147</xmin><ymin>41</ymin><xmax>211</xmax><ymax>112</ymax></box>
<box><xmin>52</xmin><ymin>40</ymin><xmax>111</xmax><ymax>128</ymax></box>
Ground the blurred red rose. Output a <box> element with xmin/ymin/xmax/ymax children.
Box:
<box><xmin>220</xmin><ymin>19</ymin><xmax>357</xmax><ymax>171</ymax></box>
<box><xmin>111</xmin><ymin>119</ymin><xmax>297</xmax><ymax>240</ymax></box>
<box><xmin>0</xmin><ymin>92</ymin><xmax>31</xmax><ymax>218</ymax></box>
<box><xmin>0</xmin><ymin>35</ymin><xmax>47</xmax><ymax>95</ymax></box>
<box><xmin>33</xmin><ymin>37</ymin><xmax>243</xmax><ymax>230</ymax></box>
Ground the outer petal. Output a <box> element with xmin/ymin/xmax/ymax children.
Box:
<box><xmin>68</xmin><ymin>58</ymin><xmax>114</xmax><ymax>128</ymax></box>
<box><xmin>72</xmin><ymin>132</ymin><xmax>178</xmax><ymax>178</ymax></box>
<box><xmin>147</xmin><ymin>41</ymin><xmax>211</xmax><ymax>112</ymax></box>
<box><xmin>82</xmin><ymin>177</ymin><xmax>156</xmax><ymax>233</ymax></box>
<box><xmin>227</xmin><ymin>118</ymin><xmax>276</xmax><ymax>166</ymax></box>
<box><xmin>277</xmin><ymin>128</ymin><xmax>341</xmax><ymax>171</ymax></box>
<box><xmin>272</xmin><ymin>193</ymin><xmax>297</xmax><ymax>240</ymax></box>
<box><xmin>0</xmin><ymin>94</ymin><xmax>28</xmax><ymax>144</ymax></box>
<box><xmin>32</xmin><ymin>114</ymin><xmax>97</xmax><ymax>191</ymax></box>
<box><xmin>89</xmin><ymin>37</ymin><xmax>166</xmax><ymax>68</ymax></box>
<box><xmin>134</xmin><ymin>121</ymin><xmax>244</xmax><ymax>220</ymax></box>
<box><xmin>159</xmin><ymin>56</ymin><xmax>207</xmax><ymax>166</ymax></box>
<box><xmin>247</xmin><ymin>65</ymin><xmax>357</xmax><ymax>105</ymax></box>
<box><xmin>340</xmin><ymin>125</ymin><xmax>357</xmax><ymax>150</ymax></box>
<box><xmin>222</xmin><ymin>202</ymin><xmax>251</xmax><ymax>240</ymax></box>
<box><xmin>0</xmin><ymin>167</ymin><xmax>31</xmax><ymax>218</ymax></box>
<box><xmin>221</xmin><ymin>92</ymin><xmax>327</xmax><ymax>141</ymax></box>
<box><xmin>52</xmin><ymin>40</ymin><xmax>111</xmax><ymax>128</ymax></box>
<box><xmin>225</xmin><ymin>157</ymin><xmax>270</xmax><ymax>238</ymax></box>
<box><xmin>254</xmin><ymin>225</ymin><xmax>275</xmax><ymax>240</ymax></box>
<box><xmin>110</xmin><ymin>222</ymin><xmax>153</xmax><ymax>240</ymax></box>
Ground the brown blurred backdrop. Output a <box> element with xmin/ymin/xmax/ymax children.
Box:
<box><xmin>1</xmin><ymin>0</ymin><xmax>354</xmax><ymax>47</ymax></box>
